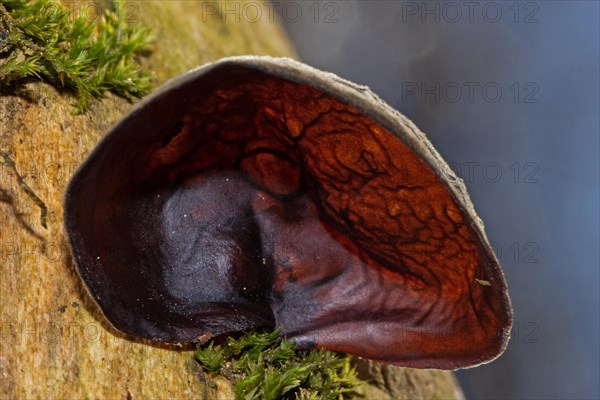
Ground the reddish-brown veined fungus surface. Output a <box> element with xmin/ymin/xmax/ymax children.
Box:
<box><xmin>65</xmin><ymin>57</ymin><xmax>512</xmax><ymax>369</ymax></box>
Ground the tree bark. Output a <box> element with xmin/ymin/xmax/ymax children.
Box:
<box><xmin>0</xmin><ymin>1</ymin><xmax>464</xmax><ymax>398</ymax></box>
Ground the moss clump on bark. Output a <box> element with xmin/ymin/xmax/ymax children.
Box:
<box><xmin>0</xmin><ymin>0</ymin><xmax>153</xmax><ymax>113</ymax></box>
<box><xmin>195</xmin><ymin>330</ymin><xmax>364</xmax><ymax>400</ymax></box>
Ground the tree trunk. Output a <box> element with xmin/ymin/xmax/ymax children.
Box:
<box><xmin>0</xmin><ymin>1</ymin><xmax>464</xmax><ymax>398</ymax></box>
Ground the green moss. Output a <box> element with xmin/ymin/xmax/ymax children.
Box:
<box><xmin>194</xmin><ymin>330</ymin><xmax>364</xmax><ymax>400</ymax></box>
<box><xmin>0</xmin><ymin>0</ymin><xmax>153</xmax><ymax>113</ymax></box>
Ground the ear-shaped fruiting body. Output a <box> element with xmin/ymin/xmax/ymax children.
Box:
<box><xmin>64</xmin><ymin>56</ymin><xmax>512</xmax><ymax>369</ymax></box>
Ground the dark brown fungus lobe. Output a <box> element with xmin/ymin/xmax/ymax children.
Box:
<box><xmin>64</xmin><ymin>56</ymin><xmax>512</xmax><ymax>369</ymax></box>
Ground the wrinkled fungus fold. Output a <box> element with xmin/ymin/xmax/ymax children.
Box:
<box><xmin>65</xmin><ymin>57</ymin><xmax>512</xmax><ymax>369</ymax></box>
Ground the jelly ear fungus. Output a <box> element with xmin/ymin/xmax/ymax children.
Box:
<box><xmin>64</xmin><ymin>56</ymin><xmax>512</xmax><ymax>369</ymax></box>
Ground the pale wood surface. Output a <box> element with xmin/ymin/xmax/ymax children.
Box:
<box><xmin>0</xmin><ymin>1</ymin><xmax>463</xmax><ymax>398</ymax></box>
